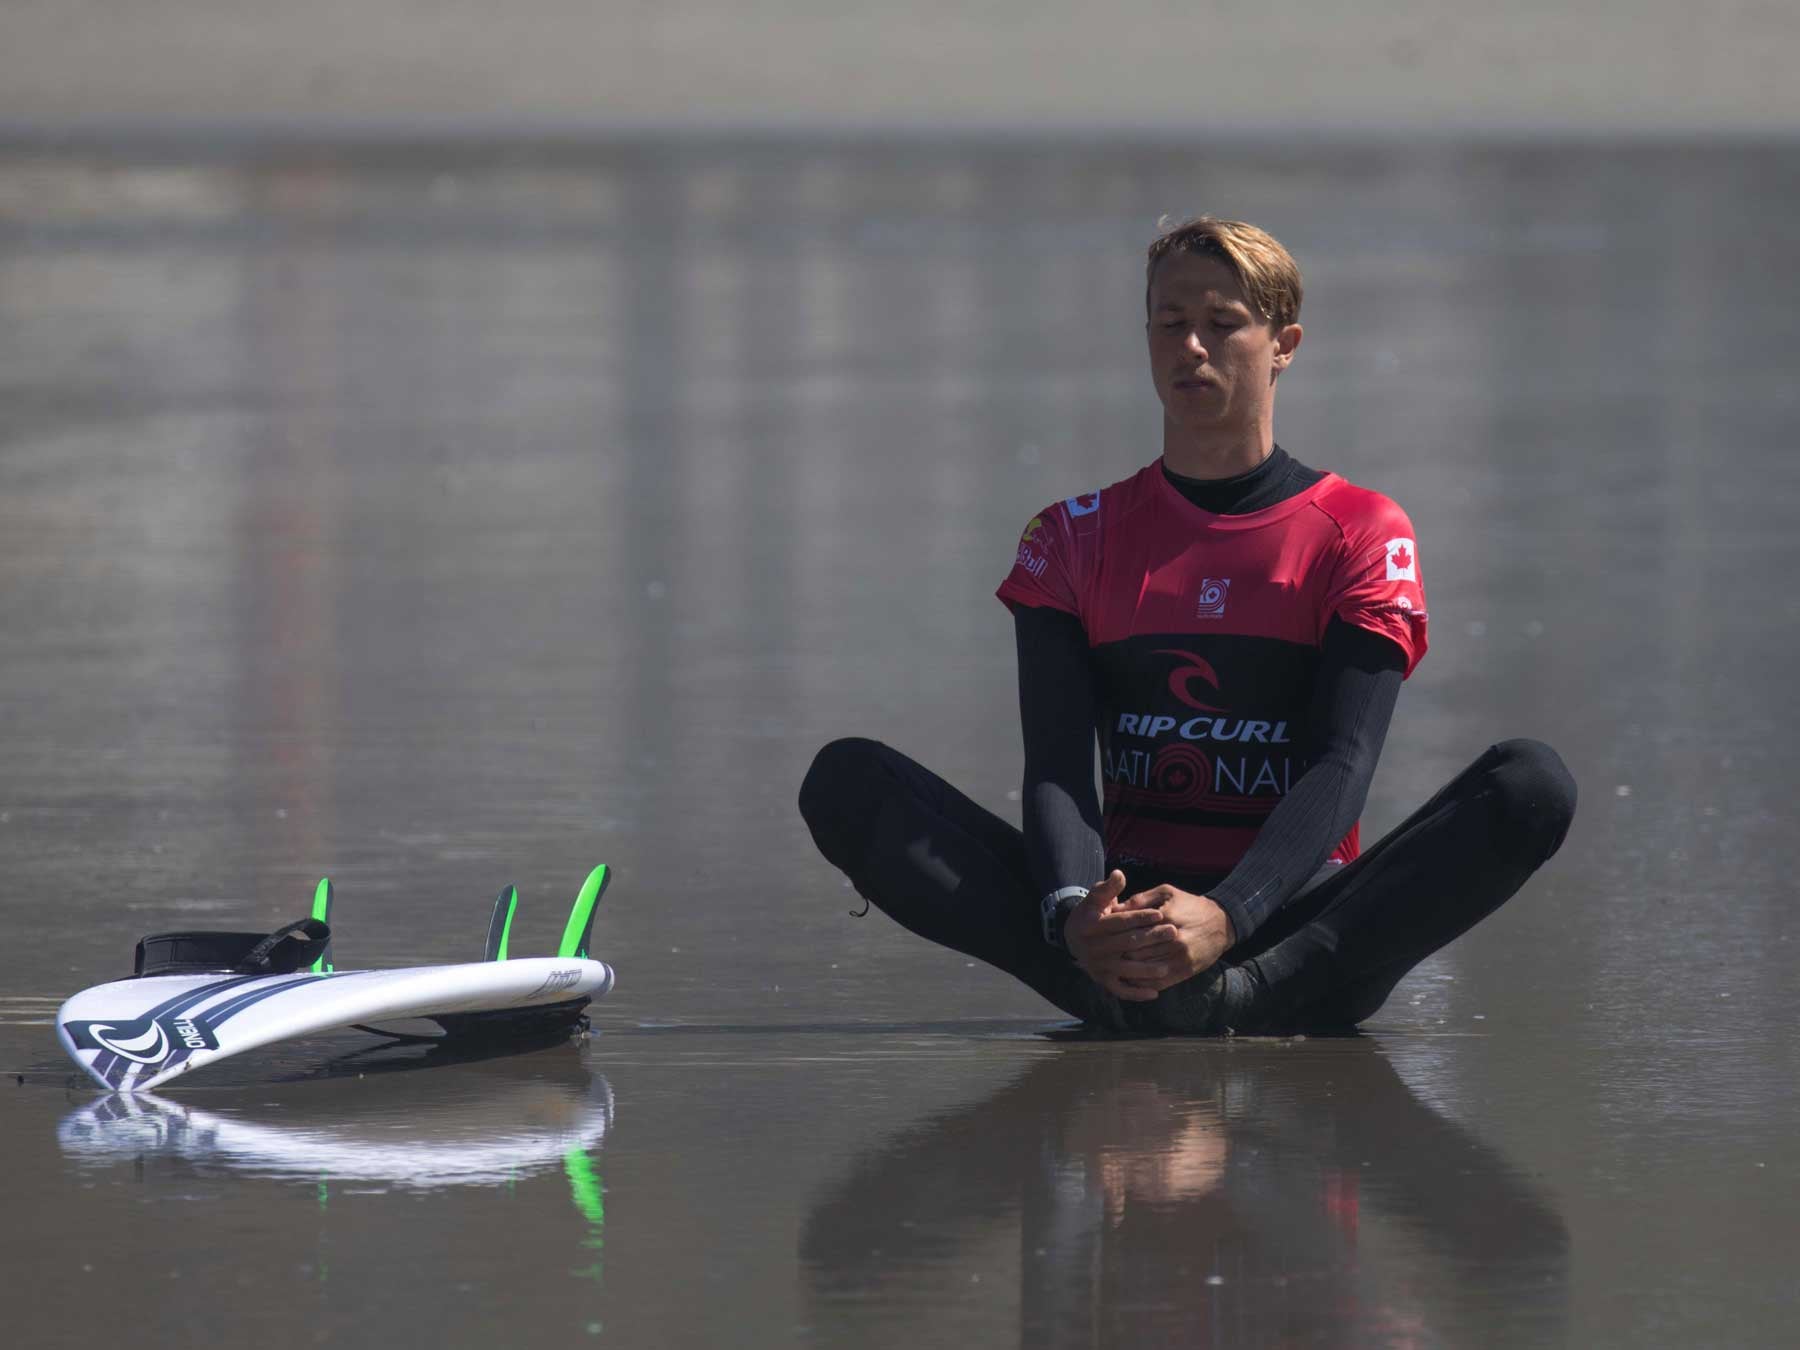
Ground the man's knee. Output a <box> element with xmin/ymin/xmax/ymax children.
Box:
<box><xmin>1484</xmin><ymin>738</ymin><xmax>1577</xmax><ymax>864</ymax></box>
<box><xmin>798</xmin><ymin>737</ymin><xmax>893</xmax><ymax>865</ymax></box>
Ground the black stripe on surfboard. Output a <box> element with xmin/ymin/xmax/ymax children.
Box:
<box><xmin>194</xmin><ymin>973</ymin><xmax>324</xmax><ymax>1031</ymax></box>
<box><xmin>149</xmin><ymin>974</ymin><xmax>327</xmax><ymax>1080</ymax></box>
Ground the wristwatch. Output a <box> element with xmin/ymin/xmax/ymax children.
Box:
<box><xmin>1040</xmin><ymin>886</ymin><xmax>1091</xmax><ymax>948</ymax></box>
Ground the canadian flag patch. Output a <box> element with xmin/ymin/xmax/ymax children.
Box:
<box><xmin>1385</xmin><ymin>538</ymin><xmax>1417</xmax><ymax>582</ymax></box>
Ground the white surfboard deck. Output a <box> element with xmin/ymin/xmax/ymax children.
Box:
<box><xmin>57</xmin><ymin>957</ymin><xmax>615</xmax><ymax>1094</ymax></box>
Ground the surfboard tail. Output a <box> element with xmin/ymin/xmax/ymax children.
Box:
<box><xmin>557</xmin><ymin>866</ymin><xmax>610</xmax><ymax>960</ymax></box>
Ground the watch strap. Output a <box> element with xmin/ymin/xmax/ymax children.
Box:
<box><xmin>1040</xmin><ymin>886</ymin><xmax>1091</xmax><ymax>947</ymax></box>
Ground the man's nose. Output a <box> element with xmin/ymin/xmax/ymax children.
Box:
<box><xmin>1184</xmin><ymin>330</ymin><xmax>1207</xmax><ymax>359</ymax></box>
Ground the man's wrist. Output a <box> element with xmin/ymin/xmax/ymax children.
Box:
<box><xmin>1206</xmin><ymin>889</ymin><xmax>1248</xmax><ymax>949</ymax></box>
<box><xmin>1040</xmin><ymin>886</ymin><xmax>1090</xmax><ymax>947</ymax></box>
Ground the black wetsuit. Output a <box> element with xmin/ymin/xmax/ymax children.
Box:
<box><xmin>799</xmin><ymin>450</ymin><xmax>1576</xmax><ymax>1033</ymax></box>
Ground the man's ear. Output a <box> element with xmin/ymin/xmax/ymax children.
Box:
<box><xmin>1272</xmin><ymin>322</ymin><xmax>1303</xmax><ymax>375</ymax></box>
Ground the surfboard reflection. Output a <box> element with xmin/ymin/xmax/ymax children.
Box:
<box><xmin>57</xmin><ymin>1058</ymin><xmax>614</xmax><ymax>1192</ymax></box>
<box><xmin>802</xmin><ymin>1038</ymin><xmax>1568</xmax><ymax>1348</ymax></box>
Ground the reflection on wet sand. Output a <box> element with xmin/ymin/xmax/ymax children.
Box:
<box><xmin>45</xmin><ymin>1049</ymin><xmax>617</xmax><ymax>1333</ymax></box>
<box><xmin>803</xmin><ymin>1039</ymin><xmax>1567</xmax><ymax>1348</ymax></box>
<box><xmin>58</xmin><ymin>1052</ymin><xmax>612</xmax><ymax>1230</ymax></box>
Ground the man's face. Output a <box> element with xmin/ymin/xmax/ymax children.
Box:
<box><xmin>1145</xmin><ymin>251</ymin><xmax>1300</xmax><ymax>440</ymax></box>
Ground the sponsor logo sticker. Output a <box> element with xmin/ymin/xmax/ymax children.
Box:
<box><xmin>89</xmin><ymin>1020</ymin><xmax>170</xmax><ymax>1064</ymax></box>
<box><xmin>1065</xmin><ymin>490</ymin><xmax>1101</xmax><ymax>517</ymax></box>
<box><xmin>65</xmin><ymin>1012</ymin><xmax>222</xmax><ymax>1064</ymax></box>
<box><xmin>523</xmin><ymin>968</ymin><xmax>585</xmax><ymax>1001</ymax></box>
<box><xmin>1014</xmin><ymin>543</ymin><xmax>1049</xmax><ymax>579</ymax></box>
<box><xmin>1153</xmin><ymin>648</ymin><xmax>1228</xmax><ymax>712</ymax></box>
<box><xmin>1195</xmin><ymin>577</ymin><xmax>1230</xmax><ymax>618</ymax></box>
<box><xmin>1013</xmin><ymin>515</ymin><xmax>1052</xmax><ymax>579</ymax></box>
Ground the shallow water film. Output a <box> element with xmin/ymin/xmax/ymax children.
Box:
<box><xmin>4</xmin><ymin>141</ymin><xmax>1798</xmax><ymax>1348</ymax></box>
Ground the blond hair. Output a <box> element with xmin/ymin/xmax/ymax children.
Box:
<box><xmin>1145</xmin><ymin>216</ymin><xmax>1303</xmax><ymax>328</ymax></box>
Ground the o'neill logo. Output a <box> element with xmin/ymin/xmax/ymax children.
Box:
<box><xmin>1385</xmin><ymin>538</ymin><xmax>1417</xmax><ymax>582</ymax></box>
<box><xmin>65</xmin><ymin>1013</ymin><xmax>220</xmax><ymax>1064</ymax></box>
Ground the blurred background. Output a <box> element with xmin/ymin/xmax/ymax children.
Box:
<box><xmin>4</xmin><ymin>0</ymin><xmax>1798</xmax><ymax>138</ymax></box>
<box><xmin>4</xmin><ymin>5</ymin><xmax>1798</xmax><ymax>1348</ymax></box>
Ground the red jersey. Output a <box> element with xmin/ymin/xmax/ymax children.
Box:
<box><xmin>996</xmin><ymin>461</ymin><xmax>1428</xmax><ymax>878</ymax></box>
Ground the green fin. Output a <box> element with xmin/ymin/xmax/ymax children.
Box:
<box><xmin>310</xmin><ymin>878</ymin><xmax>334</xmax><ymax>973</ymax></box>
<box><xmin>557</xmin><ymin>865</ymin><xmax>610</xmax><ymax>960</ymax></box>
<box><xmin>484</xmin><ymin>885</ymin><xmax>519</xmax><ymax>961</ymax></box>
<box><xmin>565</xmin><ymin>1146</ymin><xmax>605</xmax><ymax>1230</ymax></box>
<box><xmin>564</xmin><ymin>1147</ymin><xmax>605</xmax><ymax>1281</ymax></box>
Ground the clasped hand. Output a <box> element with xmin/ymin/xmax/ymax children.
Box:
<box><xmin>1064</xmin><ymin>870</ymin><xmax>1235</xmax><ymax>1003</ymax></box>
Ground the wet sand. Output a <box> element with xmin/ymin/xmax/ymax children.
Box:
<box><xmin>3</xmin><ymin>141</ymin><xmax>1798</xmax><ymax>1346</ymax></box>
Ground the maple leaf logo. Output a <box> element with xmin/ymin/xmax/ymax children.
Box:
<box><xmin>1385</xmin><ymin>537</ymin><xmax>1418</xmax><ymax>581</ymax></box>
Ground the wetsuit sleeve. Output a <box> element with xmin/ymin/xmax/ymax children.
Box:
<box><xmin>1013</xmin><ymin>604</ymin><xmax>1107</xmax><ymax>907</ymax></box>
<box><xmin>1326</xmin><ymin>505</ymin><xmax>1429</xmax><ymax>676</ymax></box>
<box><xmin>1207</xmin><ymin>616</ymin><xmax>1405</xmax><ymax>943</ymax></box>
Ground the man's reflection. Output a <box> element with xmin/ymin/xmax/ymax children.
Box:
<box><xmin>803</xmin><ymin>1039</ymin><xmax>1566</xmax><ymax>1348</ymax></box>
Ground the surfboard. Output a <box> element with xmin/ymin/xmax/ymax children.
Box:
<box><xmin>56</xmin><ymin>865</ymin><xmax>617</xmax><ymax>1093</ymax></box>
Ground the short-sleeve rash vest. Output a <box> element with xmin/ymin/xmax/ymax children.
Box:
<box><xmin>996</xmin><ymin>460</ymin><xmax>1428</xmax><ymax>878</ymax></box>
